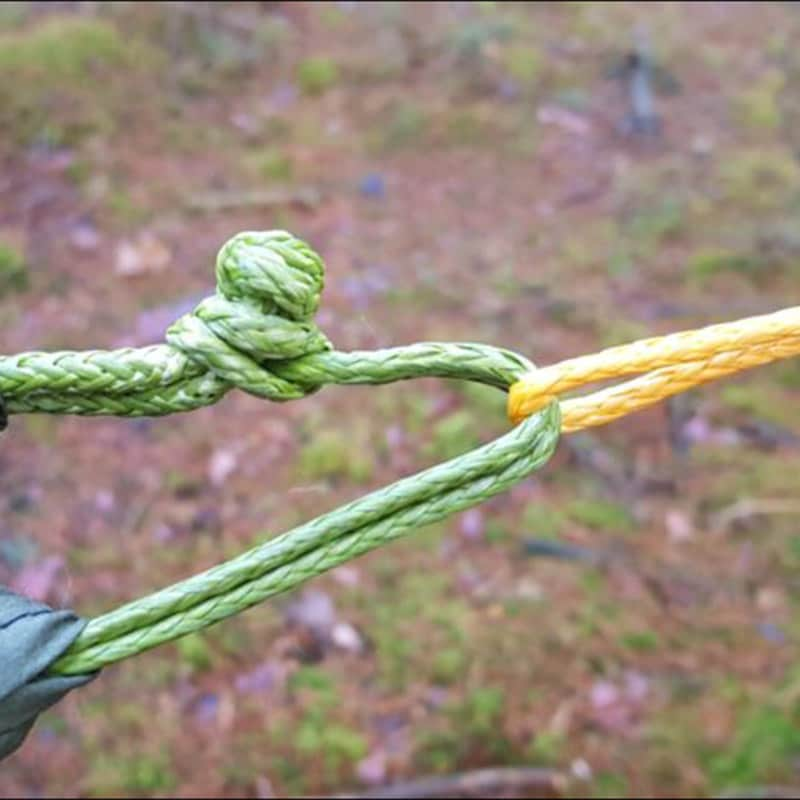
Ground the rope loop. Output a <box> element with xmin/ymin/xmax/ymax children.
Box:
<box><xmin>508</xmin><ymin>306</ymin><xmax>800</xmax><ymax>432</ymax></box>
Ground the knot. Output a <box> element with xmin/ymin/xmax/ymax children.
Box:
<box><xmin>166</xmin><ymin>231</ymin><xmax>332</xmax><ymax>401</ymax></box>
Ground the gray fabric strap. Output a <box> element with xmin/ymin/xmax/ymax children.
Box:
<box><xmin>0</xmin><ymin>588</ymin><xmax>97</xmax><ymax>759</ymax></box>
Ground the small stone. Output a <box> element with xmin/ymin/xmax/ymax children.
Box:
<box><xmin>756</xmin><ymin>586</ymin><xmax>786</xmax><ymax>613</ymax></box>
<box><xmin>331</xmin><ymin>622</ymin><xmax>364</xmax><ymax>653</ymax></box>
<box><xmin>571</xmin><ymin>758</ymin><xmax>593</xmax><ymax>782</ymax></box>
<box><xmin>285</xmin><ymin>589</ymin><xmax>336</xmax><ymax>637</ymax></box>
<box><xmin>515</xmin><ymin>577</ymin><xmax>544</xmax><ymax>601</ymax></box>
<box><xmin>356</xmin><ymin>750</ymin><xmax>387</xmax><ymax>786</ymax></box>
<box><xmin>691</xmin><ymin>134</ymin><xmax>714</xmax><ymax>156</ymax></box>
<box><xmin>208</xmin><ymin>448</ymin><xmax>238</xmax><ymax>487</ymax></box>
<box><xmin>114</xmin><ymin>233</ymin><xmax>170</xmax><ymax>277</ymax></box>
<box><xmin>665</xmin><ymin>509</ymin><xmax>693</xmax><ymax>542</ymax></box>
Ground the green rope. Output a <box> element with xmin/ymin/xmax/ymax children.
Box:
<box><xmin>0</xmin><ymin>230</ymin><xmax>561</xmax><ymax>675</ymax></box>
<box><xmin>51</xmin><ymin>403</ymin><xmax>559</xmax><ymax>675</ymax></box>
<box><xmin>0</xmin><ymin>232</ymin><xmax>533</xmax><ymax>416</ymax></box>
<box><xmin>2</xmin><ymin>344</ymin><xmax>538</xmax><ymax>416</ymax></box>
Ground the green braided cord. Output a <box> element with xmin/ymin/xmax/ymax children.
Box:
<box><xmin>50</xmin><ymin>402</ymin><xmax>559</xmax><ymax>675</ymax></box>
<box><xmin>2</xmin><ymin>344</ymin><xmax>535</xmax><ymax>416</ymax></box>
<box><xmin>0</xmin><ymin>230</ymin><xmax>561</xmax><ymax>674</ymax></box>
<box><xmin>61</xmin><ymin>395</ymin><xmax>552</xmax><ymax>653</ymax></box>
<box><xmin>0</xmin><ymin>230</ymin><xmax>533</xmax><ymax>417</ymax></box>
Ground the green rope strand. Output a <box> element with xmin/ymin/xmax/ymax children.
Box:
<box><xmin>1</xmin><ymin>343</ymin><xmax>536</xmax><ymax>416</ymax></box>
<box><xmin>51</xmin><ymin>403</ymin><xmax>559</xmax><ymax>674</ymax></box>
<box><xmin>0</xmin><ymin>230</ymin><xmax>534</xmax><ymax>417</ymax></box>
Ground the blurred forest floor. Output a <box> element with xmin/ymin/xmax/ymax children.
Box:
<box><xmin>1</xmin><ymin>2</ymin><xmax>800</xmax><ymax>797</ymax></box>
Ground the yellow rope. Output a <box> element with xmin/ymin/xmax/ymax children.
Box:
<box><xmin>508</xmin><ymin>306</ymin><xmax>800</xmax><ymax>432</ymax></box>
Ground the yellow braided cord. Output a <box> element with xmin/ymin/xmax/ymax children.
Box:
<box><xmin>508</xmin><ymin>306</ymin><xmax>800</xmax><ymax>432</ymax></box>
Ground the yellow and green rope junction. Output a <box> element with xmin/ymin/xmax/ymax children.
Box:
<box><xmin>0</xmin><ymin>230</ymin><xmax>797</xmax><ymax>757</ymax></box>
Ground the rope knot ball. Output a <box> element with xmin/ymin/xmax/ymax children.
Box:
<box><xmin>166</xmin><ymin>231</ymin><xmax>332</xmax><ymax>401</ymax></box>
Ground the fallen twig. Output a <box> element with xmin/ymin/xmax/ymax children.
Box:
<box><xmin>523</xmin><ymin>538</ymin><xmax>609</xmax><ymax>565</ymax></box>
<box><xmin>331</xmin><ymin>767</ymin><xmax>567</xmax><ymax>799</ymax></box>
<box><xmin>187</xmin><ymin>187</ymin><xmax>322</xmax><ymax>212</ymax></box>
<box><xmin>710</xmin><ymin>498</ymin><xmax>800</xmax><ymax>535</ymax></box>
<box><xmin>715</xmin><ymin>787</ymin><xmax>800</xmax><ymax>800</ymax></box>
